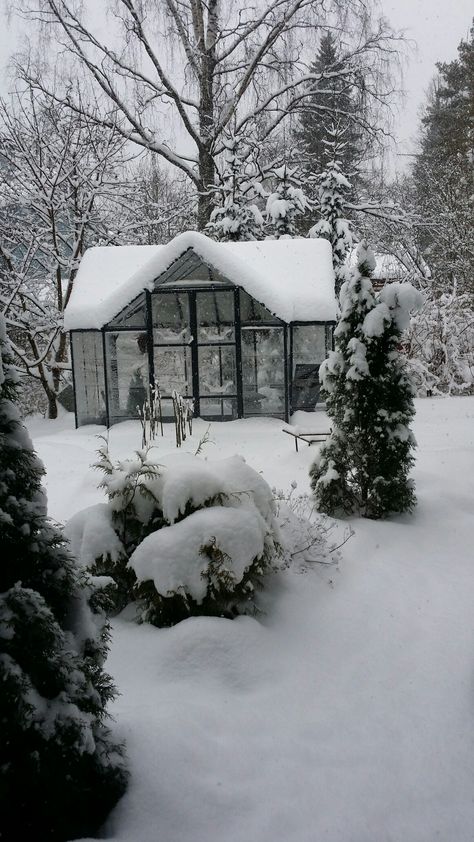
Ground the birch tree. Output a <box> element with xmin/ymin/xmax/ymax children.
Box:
<box><xmin>17</xmin><ymin>0</ymin><xmax>404</xmax><ymax>228</ymax></box>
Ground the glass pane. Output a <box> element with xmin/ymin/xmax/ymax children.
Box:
<box><xmin>154</xmin><ymin>346</ymin><xmax>192</xmax><ymax>396</ymax></box>
<box><xmin>292</xmin><ymin>325</ymin><xmax>327</xmax><ymax>369</ymax></box>
<box><xmin>152</xmin><ymin>292</ymin><xmax>190</xmax><ymax>343</ymax></box>
<box><xmin>197</xmin><ymin>290</ymin><xmax>235</xmax><ymax>342</ymax></box>
<box><xmin>158</xmin><ymin>398</ymin><xmax>175</xmax><ymax>419</ymax></box>
<box><xmin>198</xmin><ymin>346</ymin><xmax>236</xmax><ymax>395</ymax></box>
<box><xmin>72</xmin><ymin>332</ymin><xmax>106</xmax><ymax>426</ymax></box>
<box><xmin>107</xmin><ymin>295</ymin><xmax>146</xmax><ymax>328</ymax></box>
<box><xmin>291</xmin><ymin>326</ymin><xmax>328</xmax><ymax>411</ymax></box>
<box><xmin>105</xmin><ymin>331</ymin><xmax>149</xmax><ymax>421</ymax></box>
<box><xmin>291</xmin><ymin>325</ymin><xmax>327</xmax><ymax>411</ymax></box>
<box><xmin>199</xmin><ymin>397</ymin><xmax>238</xmax><ymax>421</ymax></box>
<box><xmin>240</xmin><ymin>290</ymin><xmax>281</xmax><ymax>324</ymax></box>
<box><xmin>241</xmin><ymin>328</ymin><xmax>285</xmax><ymax>416</ymax></box>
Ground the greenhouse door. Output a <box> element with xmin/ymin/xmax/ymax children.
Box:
<box><xmin>151</xmin><ymin>288</ymin><xmax>238</xmax><ymax>421</ymax></box>
<box><xmin>241</xmin><ymin>326</ymin><xmax>285</xmax><ymax>417</ymax></box>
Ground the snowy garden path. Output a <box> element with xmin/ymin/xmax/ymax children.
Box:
<box><xmin>29</xmin><ymin>398</ymin><xmax>474</xmax><ymax>842</ymax></box>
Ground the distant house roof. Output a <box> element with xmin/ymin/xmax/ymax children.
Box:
<box><xmin>64</xmin><ymin>231</ymin><xmax>337</xmax><ymax>330</ymax></box>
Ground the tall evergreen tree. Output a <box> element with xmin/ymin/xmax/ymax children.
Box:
<box><xmin>0</xmin><ymin>316</ymin><xmax>127</xmax><ymax>841</ymax></box>
<box><xmin>309</xmin><ymin>124</ymin><xmax>353</xmax><ymax>295</ymax></box>
<box><xmin>310</xmin><ymin>241</ymin><xmax>422</xmax><ymax>519</ymax></box>
<box><xmin>292</xmin><ymin>30</ymin><xmax>367</xmax><ymax>234</ymax></box>
<box><xmin>413</xmin><ymin>22</ymin><xmax>474</xmax><ymax>295</ymax></box>
<box><xmin>293</xmin><ymin>32</ymin><xmax>363</xmax><ymax>179</ymax></box>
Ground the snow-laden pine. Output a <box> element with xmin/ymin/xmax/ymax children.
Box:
<box><xmin>310</xmin><ymin>241</ymin><xmax>423</xmax><ymax>519</ymax></box>
<box><xmin>206</xmin><ymin>135</ymin><xmax>264</xmax><ymax>241</ymax></box>
<box><xmin>0</xmin><ymin>316</ymin><xmax>127</xmax><ymax>841</ymax></box>
<box><xmin>309</xmin><ymin>125</ymin><xmax>353</xmax><ymax>295</ymax></box>
<box><xmin>265</xmin><ymin>164</ymin><xmax>309</xmax><ymax>238</ymax></box>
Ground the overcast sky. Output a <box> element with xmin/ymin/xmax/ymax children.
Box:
<box><xmin>0</xmin><ymin>1</ymin><xmax>472</xmax><ymax>170</ymax></box>
<box><xmin>380</xmin><ymin>0</ymin><xmax>472</xmax><ymax>161</ymax></box>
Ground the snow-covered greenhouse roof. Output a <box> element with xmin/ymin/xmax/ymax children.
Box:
<box><xmin>64</xmin><ymin>231</ymin><xmax>337</xmax><ymax>330</ymax></box>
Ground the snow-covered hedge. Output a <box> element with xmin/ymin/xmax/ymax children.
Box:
<box><xmin>405</xmin><ymin>288</ymin><xmax>474</xmax><ymax>396</ymax></box>
<box><xmin>66</xmin><ymin>443</ymin><xmax>281</xmax><ymax>626</ymax></box>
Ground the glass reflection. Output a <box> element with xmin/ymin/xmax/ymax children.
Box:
<box><xmin>154</xmin><ymin>346</ymin><xmax>192</xmax><ymax>396</ymax></box>
<box><xmin>241</xmin><ymin>327</ymin><xmax>285</xmax><ymax>415</ymax></box>
<box><xmin>105</xmin><ymin>331</ymin><xmax>149</xmax><ymax>420</ymax></box>
<box><xmin>152</xmin><ymin>292</ymin><xmax>191</xmax><ymax>343</ymax></box>
<box><xmin>198</xmin><ymin>346</ymin><xmax>236</xmax><ymax>395</ymax></box>
<box><xmin>197</xmin><ymin>290</ymin><xmax>235</xmax><ymax>342</ymax></box>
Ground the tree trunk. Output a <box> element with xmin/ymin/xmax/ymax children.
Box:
<box><xmin>197</xmin><ymin>148</ymin><xmax>215</xmax><ymax>230</ymax></box>
<box><xmin>47</xmin><ymin>391</ymin><xmax>58</xmax><ymax>420</ymax></box>
<box><xmin>196</xmin><ymin>0</ymin><xmax>217</xmax><ymax>231</ymax></box>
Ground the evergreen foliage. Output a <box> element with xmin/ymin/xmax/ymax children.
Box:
<box><xmin>309</xmin><ymin>242</ymin><xmax>423</xmax><ymax>519</ymax></box>
<box><xmin>265</xmin><ymin>164</ymin><xmax>309</xmax><ymax>238</ymax></box>
<box><xmin>206</xmin><ymin>136</ymin><xmax>264</xmax><ymax>241</ymax></box>
<box><xmin>413</xmin><ymin>22</ymin><xmax>474</xmax><ymax>295</ymax></box>
<box><xmin>309</xmin><ymin>124</ymin><xmax>353</xmax><ymax>295</ymax></box>
<box><xmin>293</xmin><ymin>33</ymin><xmax>364</xmax><ymax>174</ymax></box>
<box><xmin>293</xmin><ymin>32</ymin><xmax>364</xmax><ymax>225</ymax></box>
<box><xmin>0</xmin><ymin>317</ymin><xmax>127</xmax><ymax>842</ymax></box>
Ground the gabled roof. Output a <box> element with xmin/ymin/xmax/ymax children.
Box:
<box><xmin>64</xmin><ymin>231</ymin><xmax>337</xmax><ymax>329</ymax></box>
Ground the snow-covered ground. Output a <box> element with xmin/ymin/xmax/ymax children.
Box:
<box><xmin>28</xmin><ymin>397</ymin><xmax>474</xmax><ymax>842</ymax></box>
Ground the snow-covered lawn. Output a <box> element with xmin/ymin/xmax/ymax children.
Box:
<box><xmin>28</xmin><ymin>397</ymin><xmax>474</xmax><ymax>842</ymax></box>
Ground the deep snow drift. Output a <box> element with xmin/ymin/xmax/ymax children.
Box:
<box><xmin>28</xmin><ymin>397</ymin><xmax>474</xmax><ymax>842</ymax></box>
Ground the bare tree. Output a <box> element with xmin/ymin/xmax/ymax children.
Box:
<box><xmin>134</xmin><ymin>155</ymin><xmax>197</xmax><ymax>244</ymax></box>
<box><xmin>16</xmin><ymin>0</ymin><xmax>404</xmax><ymax>228</ymax></box>
<box><xmin>0</xmin><ymin>87</ymin><xmax>158</xmax><ymax>417</ymax></box>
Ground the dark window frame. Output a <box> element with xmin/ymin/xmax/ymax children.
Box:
<box><xmin>71</xmin><ymin>275</ymin><xmax>335</xmax><ymax>426</ymax></box>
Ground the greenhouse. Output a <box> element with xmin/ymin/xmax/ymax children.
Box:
<box><xmin>64</xmin><ymin>231</ymin><xmax>337</xmax><ymax>426</ymax></box>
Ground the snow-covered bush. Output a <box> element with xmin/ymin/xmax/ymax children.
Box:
<box><xmin>273</xmin><ymin>482</ymin><xmax>352</xmax><ymax>572</ymax></box>
<box><xmin>0</xmin><ymin>317</ymin><xmax>127</xmax><ymax>841</ymax></box>
<box><xmin>404</xmin><ymin>287</ymin><xmax>474</xmax><ymax>395</ymax></box>
<box><xmin>66</xmin><ymin>444</ymin><xmax>281</xmax><ymax>626</ymax></box>
<box><xmin>310</xmin><ymin>241</ymin><xmax>423</xmax><ymax>519</ymax></box>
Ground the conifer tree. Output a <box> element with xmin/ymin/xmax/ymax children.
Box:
<box><xmin>310</xmin><ymin>241</ymin><xmax>423</xmax><ymax>519</ymax></box>
<box><xmin>206</xmin><ymin>135</ymin><xmax>264</xmax><ymax>242</ymax></box>
<box><xmin>293</xmin><ymin>31</ymin><xmax>365</xmax><ymax>227</ymax></box>
<box><xmin>265</xmin><ymin>164</ymin><xmax>309</xmax><ymax>238</ymax></box>
<box><xmin>413</xmin><ymin>23</ymin><xmax>474</xmax><ymax>295</ymax></box>
<box><xmin>0</xmin><ymin>316</ymin><xmax>127</xmax><ymax>841</ymax></box>
<box><xmin>309</xmin><ymin>124</ymin><xmax>353</xmax><ymax>295</ymax></box>
<box><xmin>294</xmin><ymin>33</ymin><xmax>364</xmax><ymax>171</ymax></box>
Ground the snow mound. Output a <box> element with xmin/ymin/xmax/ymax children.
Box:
<box><xmin>65</xmin><ymin>503</ymin><xmax>124</xmax><ymax>568</ymax></box>
<box><xmin>130</xmin><ymin>505</ymin><xmax>268</xmax><ymax>603</ymax></box>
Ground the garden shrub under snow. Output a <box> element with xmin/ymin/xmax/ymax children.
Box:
<box><xmin>0</xmin><ymin>318</ymin><xmax>127</xmax><ymax>842</ymax></box>
<box><xmin>310</xmin><ymin>241</ymin><xmax>423</xmax><ymax>519</ymax></box>
<box><xmin>66</xmin><ymin>444</ymin><xmax>281</xmax><ymax>626</ymax></box>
